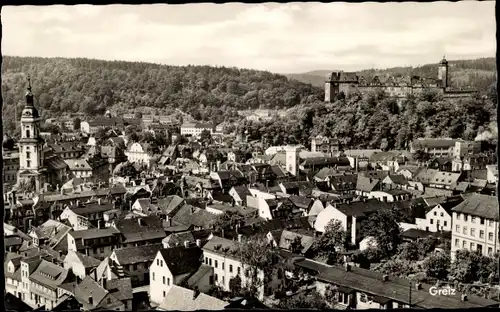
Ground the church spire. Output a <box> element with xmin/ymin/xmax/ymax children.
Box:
<box><xmin>25</xmin><ymin>74</ymin><xmax>34</xmax><ymax>107</ymax></box>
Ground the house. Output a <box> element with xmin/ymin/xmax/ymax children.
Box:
<box><xmin>414</xmin><ymin>196</ymin><xmax>463</xmax><ymax>232</ymax></box>
<box><xmin>382</xmin><ymin>174</ymin><xmax>409</xmax><ymax>189</ymax></box>
<box><xmin>169</xmin><ymin>204</ymin><xmax>218</xmax><ymax>230</ymax></box>
<box><xmin>451</xmin><ymin>193</ymin><xmax>499</xmax><ymax>260</ymax></box>
<box><xmin>5</xmin><ymin>253</ymin><xmax>23</xmax><ymax>298</ymax></box>
<box><xmin>355</xmin><ymin>176</ymin><xmax>381</xmax><ymax>196</ymax></box>
<box><xmin>72</xmin><ymin>276</ymin><xmax>125</xmax><ymax>310</ymax></box>
<box><xmin>125</xmin><ymin>142</ymin><xmax>155</xmax><ymax>168</ymax></box>
<box><xmin>427</xmin><ymin>157</ymin><xmax>453</xmax><ymax>172</ymax></box>
<box><xmin>111</xmin><ymin>216</ymin><xmax>167</xmax><ymax>248</ymax></box>
<box><xmin>428</xmin><ymin>171</ymin><xmax>462</xmax><ymax>189</ymax></box>
<box><xmin>149</xmin><ymin>246</ymin><xmax>204</xmax><ymax>305</ymax></box>
<box><xmin>20</xmin><ymin>257</ymin><xmax>73</xmax><ymax>310</ymax></box>
<box><xmin>314</xmin><ymin>199</ymin><xmax>394</xmax><ymax>245</ymax></box>
<box><xmin>311</xmin><ymin>135</ymin><xmax>340</xmax><ymax>156</ymax></box>
<box><xmin>104</xmin><ymin>278</ymin><xmax>134</xmax><ymax>310</ymax></box>
<box><xmin>131</xmin><ymin>198</ymin><xmax>159</xmax><ymax>216</ymax></box>
<box><xmin>229</xmin><ymin>186</ymin><xmax>252</xmax><ymax>206</ymax></box>
<box><xmin>180</xmin><ymin>122</ymin><xmax>216</xmax><ymax>138</ymax></box>
<box><xmin>202</xmin><ymin>236</ymin><xmax>265</xmax><ymax>300</ymax></box>
<box><xmin>271</xmin><ymin>229</ymin><xmax>316</xmax><ymax>255</ymax></box>
<box><xmin>210</xmin><ymin>170</ymin><xmax>246</xmax><ymax>190</ymax></box>
<box><xmin>29</xmin><ymin>219</ymin><xmax>72</xmax><ymax>252</ymax></box>
<box><xmin>486</xmin><ymin>165</ymin><xmax>498</xmax><ymax>184</ymax></box>
<box><xmin>326</xmin><ymin>173</ymin><xmax>358</xmax><ymax>194</ymax></box>
<box><xmin>414</xmin><ymin>168</ymin><xmax>440</xmax><ymax>185</ymax></box>
<box><xmin>109</xmin><ymin>243</ymin><xmax>163</xmax><ymax>287</ymax></box>
<box><xmin>368</xmin><ymin>188</ymin><xmax>413</xmax><ymax>203</ymax></box>
<box><xmin>369</xmin><ymin>151</ymin><xmax>409</xmax><ymax>172</ymax></box>
<box><xmin>410</xmin><ymin>138</ymin><xmax>458</xmax><ymax>158</ymax></box>
<box><xmin>63</xmin><ymin>250</ymin><xmax>101</xmax><ymax>280</ymax></box>
<box><xmin>59</xmin><ymin>200</ymin><xmax>114</xmax><ymax>230</ymax></box>
<box><xmin>307</xmin><ymin>259</ymin><xmax>498</xmax><ymax>309</ymax></box>
<box><xmin>397</xmin><ymin>165</ymin><xmax>422</xmax><ymax>180</ymax></box>
<box><xmin>67</xmin><ymin>227</ymin><xmax>121</xmax><ymax>260</ymax></box>
<box><xmin>156</xmin><ymin>285</ymin><xmax>227</xmax><ymax>311</ymax></box>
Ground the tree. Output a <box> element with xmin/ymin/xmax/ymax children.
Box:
<box><xmin>397</xmin><ymin>241</ymin><xmax>421</xmax><ymax>261</ymax></box>
<box><xmin>311</xmin><ymin>219</ymin><xmax>348</xmax><ymax>264</ymax></box>
<box><xmin>276</xmin><ymin>290</ymin><xmax>329</xmax><ymax>310</ymax></box>
<box><xmin>362</xmin><ymin>209</ymin><xmax>403</xmax><ymax>258</ymax></box>
<box><xmin>73</xmin><ymin>117</ymin><xmax>81</xmax><ymax>131</ymax></box>
<box><xmin>210</xmin><ymin>211</ymin><xmax>245</xmax><ymax>233</ymax></box>
<box><xmin>422</xmin><ymin>252</ymin><xmax>450</xmax><ymax>280</ymax></box>
<box><xmin>413</xmin><ymin>149</ymin><xmax>431</xmax><ymax>164</ymax></box>
<box><xmin>229</xmin><ymin>275</ymin><xmax>242</xmax><ymax>297</ymax></box>
<box><xmin>113</xmin><ymin>162</ymin><xmax>139</xmax><ymax>178</ymax></box>
<box><xmin>200</xmin><ymin>129</ymin><xmax>212</xmax><ymax>146</ymax></box>
<box><xmin>134</xmin><ymin>111</ymin><xmax>143</xmax><ymax>119</ymax></box>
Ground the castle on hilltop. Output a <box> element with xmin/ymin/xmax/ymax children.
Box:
<box><xmin>324</xmin><ymin>56</ymin><xmax>477</xmax><ymax>102</ymax></box>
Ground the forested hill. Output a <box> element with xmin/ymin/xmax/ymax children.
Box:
<box><xmin>286</xmin><ymin>57</ymin><xmax>496</xmax><ymax>93</ymax></box>
<box><xmin>1</xmin><ymin>56</ymin><xmax>323</xmax><ymax>133</ymax></box>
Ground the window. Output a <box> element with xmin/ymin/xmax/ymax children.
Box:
<box><xmin>480</xmin><ymin>218</ymin><xmax>485</xmax><ymax>225</ymax></box>
<box><xmin>488</xmin><ymin>247</ymin><xmax>493</xmax><ymax>256</ymax></box>
<box><xmin>229</xmin><ymin>264</ymin><xmax>233</xmax><ymax>273</ymax></box>
<box><xmin>163</xmin><ymin>276</ymin><xmax>165</xmax><ymax>285</ymax></box>
<box><xmin>205</xmin><ymin>257</ymin><xmax>208</xmax><ymax>264</ymax></box>
<box><xmin>215</xmin><ymin>260</ymin><xmax>218</xmax><ymax>268</ymax></box>
<box><xmin>456</xmin><ymin>225</ymin><xmax>460</xmax><ymax>232</ymax></box>
<box><xmin>462</xmin><ymin>241</ymin><xmax>466</xmax><ymax>248</ymax></box>
<box><xmin>434</xmin><ymin>211</ymin><xmax>437</xmax><ymax>216</ymax></box>
<box><xmin>480</xmin><ymin>230</ymin><xmax>485</xmax><ymax>239</ymax></box>
<box><xmin>455</xmin><ymin>239</ymin><xmax>459</xmax><ymax>246</ymax></box>
<box><xmin>157</xmin><ymin>259</ymin><xmax>159</xmax><ymax>266</ymax></box>
<box><xmin>222</xmin><ymin>262</ymin><xmax>225</xmax><ymax>270</ymax></box>
<box><xmin>443</xmin><ymin>221</ymin><xmax>447</xmax><ymax>227</ymax></box>
<box><xmin>471</xmin><ymin>217</ymin><xmax>476</xmax><ymax>224</ymax></box>
<box><xmin>26</xmin><ymin>152</ymin><xmax>31</xmax><ymax>160</ymax></box>
<box><xmin>209</xmin><ymin>259</ymin><xmax>212</xmax><ymax>266</ymax></box>
<box><xmin>163</xmin><ymin>291</ymin><xmax>166</xmax><ymax>297</ymax></box>
<box><xmin>27</xmin><ymin>160</ymin><xmax>31</xmax><ymax>168</ymax></box>
<box><xmin>489</xmin><ymin>232</ymin><xmax>494</xmax><ymax>241</ymax></box>
<box><xmin>167</xmin><ymin>278</ymin><xmax>170</xmax><ymax>286</ymax></box>
<box><xmin>471</xmin><ymin>242</ymin><xmax>475</xmax><ymax>250</ymax></box>
<box><xmin>152</xmin><ymin>272</ymin><xmax>155</xmax><ymax>281</ymax></box>
<box><xmin>471</xmin><ymin>229</ymin><xmax>475</xmax><ymax>237</ymax></box>
<box><xmin>214</xmin><ymin>274</ymin><xmax>218</xmax><ymax>282</ymax></box>
<box><xmin>26</xmin><ymin>130</ymin><xmax>30</xmax><ymax>138</ymax></box>
<box><xmin>463</xmin><ymin>226</ymin><xmax>467</xmax><ymax>234</ymax></box>
<box><xmin>457</xmin><ymin>214</ymin><xmax>461</xmax><ymax>221</ymax></box>
<box><xmin>133</xmin><ymin>264</ymin><xmax>138</xmax><ymax>271</ymax></box>
<box><xmin>430</xmin><ymin>219</ymin><xmax>434</xmax><ymax>225</ymax></box>
<box><xmin>464</xmin><ymin>215</ymin><xmax>468</xmax><ymax>221</ymax></box>
<box><xmin>489</xmin><ymin>220</ymin><xmax>494</xmax><ymax>227</ymax></box>
<box><xmin>237</xmin><ymin>267</ymin><xmax>241</xmax><ymax>275</ymax></box>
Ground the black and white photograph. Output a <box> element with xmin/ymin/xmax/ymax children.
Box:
<box><xmin>1</xmin><ymin>1</ymin><xmax>498</xmax><ymax>311</ymax></box>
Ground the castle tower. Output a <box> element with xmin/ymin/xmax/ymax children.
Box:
<box><xmin>438</xmin><ymin>56</ymin><xmax>449</xmax><ymax>89</ymax></box>
<box><xmin>285</xmin><ymin>145</ymin><xmax>300</xmax><ymax>177</ymax></box>
<box><xmin>17</xmin><ymin>76</ymin><xmax>45</xmax><ymax>192</ymax></box>
<box><xmin>324</xmin><ymin>72</ymin><xmax>340</xmax><ymax>102</ymax></box>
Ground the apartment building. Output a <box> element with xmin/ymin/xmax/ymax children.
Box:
<box><xmin>180</xmin><ymin>122</ymin><xmax>215</xmax><ymax>138</ymax></box>
<box><xmin>451</xmin><ymin>193</ymin><xmax>499</xmax><ymax>261</ymax></box>
<box><xmin>201</xmin><ymin>236</ymin><xmax>265</xmax><ymax>300</ymax></box>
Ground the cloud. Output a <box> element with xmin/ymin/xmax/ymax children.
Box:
<box><xmin>1</xmin><ymin>2</ymin><xmax>495</xmax><ymax>73</ymax></box>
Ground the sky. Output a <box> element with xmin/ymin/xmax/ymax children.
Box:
<box><xmin>1</xmin><ymin>2</ymin><xmax>496</xmax><ymax>74</ymax></box>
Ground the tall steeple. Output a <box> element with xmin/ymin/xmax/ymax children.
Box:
<box><xmin>25</xmin><ymin>74</ymin><xmax>34</xmax><ymax>107</ymax></box>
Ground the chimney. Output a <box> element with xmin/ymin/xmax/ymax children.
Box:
<box><xmin>415</xmin><ymin>283</ymin><xmax>422</xmax><ymax>290</ymax></box>
<box><xmin>238</xmin><ymin>234</ymin><xmax>243</xmax><ymax>242</ymax></box>
<box><xmin>193</xmin><ymin>287</ymin><xmax>200</xmax><ymax>299</ymax></box>
<box><xmin>461</xmin><ymin>294</ymin><xmax>468</xmax><ymax>302</ymax></box>
<box><xmin>184</xmin><ymin>240</ymin><xmax>189</xmax><ymax>248</ymax></box>
<box><xmin>196</xmin><ymin>239</ymin><xmax>201</xmax><ymax>247</ymax></box>
<box><xmin>88</xmin><ymin>296</ymin><xmax>93</xmax><ymax>305</ymax></box>
<box><xmin>382</xmin><ymin>274</ymin><xmax>389</xmax><ymax>281</ymax></box>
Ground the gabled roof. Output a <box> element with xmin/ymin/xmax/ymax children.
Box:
<box><xmin>157</xmin><ymin>195</ymin><xmax>185</xmax><ymax>216</ymax></box>
<box><xmin>72</xmin><ymin>251</ymin><xmax>101</xmax><ymax>268</ymax></box>
<box><xmin>105</xmin><ymin>277</ymin><xmax>134</xmax><ymax>302</ymax></box>
<box><xmin>158</xmin><ymin>285</ymin><xmax>227</xmax><ymax>311</ymax></box>
<box><xmin>113</xmin><ymin>243</ymin><xmax>163</xmax><ymax>265</ymax></box>
<box><xmin>332</xmin><ymin>199</ymin><xmax>393</xmax><ymax>218</ymax></box>
<box><xmin>113</xmin><ymin>216</ymin><xmax>166</xmax><ymax>243</ymax></box>
<box><xmin>73</xmin><ymin>276</ymin><xmax>109</xmax><ymax>309</ymax></box>
<box><xmin>414</xmin><ymin>168</ymin><xmax>440</xmax><ymax>184</ymax></box>
<box><xmin>29</xmin><ymin>259</ymin><xmax>69</xmax><ymax>290</ymax></box>
<box><xmin>278</xmin><ymin>230</ymin><xmax>315</xmax><ymax>254</ymax></box>
<box><xmin>159</xmin><ymin>246</ymin><xmax>202</xmax><ymax>276</ymax></box>
<box><xmin>430</xmin><ymin>171</ymin><xmax>461</xmax><ymax>186</ymax></box>
<box><xmin>452</xmin><ymin>193</ymin><xmax>498</xmax><ymax>220</ymax></box>
<box><xmin>356</xmin><ymin>176</ymin><xmax>380</xmax><ymax>192</ymax></box>
<box><xmin>231</xmin><ymin>185</ymin><xmax>252</xmax><ymax>201</ymax></box>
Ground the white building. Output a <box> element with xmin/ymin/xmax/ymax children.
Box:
<box><xmin>450</xmin><ymin>194</ymin><xmax>499</xmax><ymax>261</ymax></box>
<box><xmin>202</xmin><ymin>236</ymin><xmax>265</xmax><ymax>300</ymax></box>
<box><xmin>180</xmin><ymin>122</ymin><xmax>215</xmax><ymax>138</ymax></box>
<box><xmin>125</xmin><ymin>142</ymin><xmax>154</xmax><ymax>168</ymax></box>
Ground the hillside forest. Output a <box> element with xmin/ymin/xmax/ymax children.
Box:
<box><xmin>2</xmin><ymin>56</ymin><xmax>497</xmax><ymax>150</ymax></box>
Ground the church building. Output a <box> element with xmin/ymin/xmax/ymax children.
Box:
<box><xmin>16</xmin><ymin>77</ymin><xmax>69</xmax><ymax>193</ymax></box>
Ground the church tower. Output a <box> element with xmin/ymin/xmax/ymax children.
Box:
<box><xmin>17</xmin><ymin>76</ymin><xmax>45</xmax><ymax>192</ymax></box>
<box><xmin>438</xmin><ymin>56</ymin><xmax>449</xmax><ymax>89</ymax></box>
